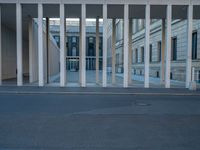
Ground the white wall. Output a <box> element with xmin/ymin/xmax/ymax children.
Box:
<box><xmin>2</xmin><ymin>25</ymin><xmax>17</xmax><ymax>80</ymax></box>
<box><xmin>30</xmin><ymin>20</ymin><xmax>39</xmax><ymax>82</ymax></box>
<box><xmin>2</xmin><ymin>19</ymin><xmax>59</xmax><ymax>83</ymax></box>
<box><xmin>30</xmin><ymin>19</ymin><xmax>60</xmax><ymax>83</ymax></box>
<box><xmin>48</xmin><ymin>35</ymin><xmax>60</xmax><ymax>77</ymax></box>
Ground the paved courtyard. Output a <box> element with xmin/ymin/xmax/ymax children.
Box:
<box><xmin>52</xmin><ymin>71</ymin><xmax>200</xmax><ymax>88</ymax></box>
<box><xmin>0</xmin><ymin>87</ymin><xmax>200</xmax><ymax>150</ymax></box>
<box><xmin>2</xmin><ymin>71</ymin><xmax>200</xmax><ymax>89</ymax></box>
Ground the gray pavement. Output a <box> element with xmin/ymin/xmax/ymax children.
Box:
<box><xmin>0</xmin><ymin>88</ymin><xmax>200</xmax><ymax>150</ymax></box>
<box><xmin>4</xmin><ymin>70</ymin><xmax>198</xmax><ymax>89</ymax></box>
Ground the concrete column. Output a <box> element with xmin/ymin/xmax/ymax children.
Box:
<box><xmin>165</xmin><ymin>4</ymin><xmax>172</xmax><ymax>88</ymax></box>
<box><xmin>186</xmin><ymin>4</ymin><xmax>193</xmax><ymax>88</ymax></box>
<box><xmin>96</xmin><ymin>17</ymin><xmax>99</xmax><ymax>84</ymax></box>
<box><xmin>102</xmin><ymin>4</ymin><xmax>107</xmax><ymax>87</ymax></box>
<box><xmin>60</xmin><ymin>4</ymin><xmax>66</xmax><ymax>87</ymax></box>
<box><xmin>128</xmin><ymin>19</ymin><xmax>133</xmax><ymax>85</ymax></box>
<box><xmin>79</xmin><ymin>18</ymin><xmax>82</xmax><ymax>84</ymax></box>
<box><xmin>46</xmin><ymin>17</ymin><xmax>49</xmax><ymax>84</ymax></box>
<box><xmin>16</xmin><ymin>3</ymin><xmax>23</xmax><ymax>86</ymax></box>
<box><xmin>144</xmin><ymin>4</ymin><xmax>150</xmax><ymax>88</ymax></box>
<box><xmin>38</xmin><ymin>3</ymin><xmax>44</xmax><ymax>86</ymax></box>
<box><xmin>29</xmin><ymin>19</ymin><xmax>33</xmax><ymax>83</ymax></box>
<box><xmin>161</xmin><ymin>19</ymin><xmax>166</xmax><ymax>84</ymax></box>
<box><xmin>112</xmin><ymin>19</ymin><xmax>116</xmax><ymax>84</ymax></box>
<box><xmin>123</xmin><ymin>4</ymin><xmax>129</xmax><ymax>88</ymax></box>
<box><xmin>81</xmin><ymin>4</ymin><xmax>86</xmax><ymax>87</ymax></box>
<box><xmin>0</xmin><ymin>6</ymin><xmax>2</xmax><ymax>85</ymax></box>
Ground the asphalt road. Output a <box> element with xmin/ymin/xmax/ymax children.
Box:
<box><xmin>0</xmin><ymin>93</ymin><xmax>200</xmax><ymax>150</ymax></box>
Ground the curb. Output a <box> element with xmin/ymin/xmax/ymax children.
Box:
<box><xmin>0</xmin><ymin>91</ymin><xmax>199</xmax><ymax>96</ymax></box>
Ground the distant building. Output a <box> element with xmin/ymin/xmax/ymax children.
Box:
<box><xmin>107</xmin><ymin>19</ymin><xmax>200</xmax><ymax>83</ymax></box>
<box><xmin>50</xmin><ymin>19</ymin><xmax>103</xmax><ymax>71</ymax></box>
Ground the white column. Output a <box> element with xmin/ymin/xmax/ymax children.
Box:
<box><xmin>123</xmin><ymin>4</ymin><xmax>129</xmax><ymax>88</ymax></box>
<box><xmin>81</xmin><ymin>4</ymin><xmax>86</xmax><ymax>87</ymax></box>
<box><xmin>79</xmin><ymin>18</ymin><xmax>82</xmax><ymax>84</ymax></box>
<box><xmin>46</xmin><ymin>17</ymin><xmax>50</xmax><ymax>84</ymax></box>
<box><xmin>0</xmin><ymin>6</ymin><xmax>2</xmax><ymax>85</ymax></box>
<box><xmin>161</xmin><ymin>19</ymin><xmax>166</xmax><ymax>84</ymax></box>
<box><xmin>29</xmin><ymin>19</ymin><xmax>33</xmax><ymax>83</ymax></box>
<box><xmin>112</xmin><ymin>19</ymin><xmax>116</xmax><ymax>84</ymax></box>
<box><xmin>128</xmin><ymin>19</ymin><xmax>133</xmax><ymax>85</ymax></box>
<box><xmin>186</xmin><ymin>4</ymin><xmax>193</xmax><ymax>88</ymax></box>
<box><xmin>38</xmin><ymin>3</ymin><xmax>44</xmax><ymax>87</ymax></box>
<box><xmin>16</xmin><ymin>3</ymin><xmax>23</xmax><ymax>86</ymax></box>
<box><xmin>60</xmin><ymin>3</ymin><xmax>66</xmax><ymax>87</ymax></box>
<box><xmin>144</xmin><ymin>4</ymin><xmax>150</xmax><ymax>88</ymax></box>
<box><xmin>165</xmin><ymin>4</ymin><xmax>172</xmax><ymax>88</ymax></box>
<box><xmin>96</xmin><ymin>17</ymin><xmax>99</xmax><ymax>84</ymax></box>
<box><xmin>102</xmin><ymin>4</ymin><xmax>107</xmax><ymax>87</ymax></box>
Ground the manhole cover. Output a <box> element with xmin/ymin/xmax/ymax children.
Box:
<box><xmin>135</xmin><ymin>102</ymin><xmax>151</xmax><ymax>106</ymax></box>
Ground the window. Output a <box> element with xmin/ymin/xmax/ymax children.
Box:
<box><xmin>192</xmin><ymin>32</ymin><xmax>198</xmax><ymax>60</ymax></box>
<box><xmin>171</xmin><ymin>37</ymin><xmax>177</xmax><ymax>61</ymax></box>
<box><xmin>150</xmin><ymin>44</ymin><xmax>153</xmax><ymax>62</ymax></box>
<box><xmin>199</xmin><ymin>71</ymin><xmax>200</xmax><ymax>83</ymax></box>
<box><xmin>141</xmin><ymin>47</ymin><xmax>144</xmax><ymax>63</ymax></box>
<box><xmin>135</xmin><ymin>49</ymin><xmax>138</xmax><ymax>63</ymax></box>
<box><xmin>158</xmin><ymin>41</ymin><xmax>162</xmax><ymax>62</ymax></box>
<box><xmin>72</xmin><ymin>47</ymin><xmax>77</xmax><ymax>56</ymax></box>
<box><xmin>140</xmin><ymin>70</ymin><xmax>142</xmax><ymax>75</ymax></box>
<box><xmin>72</xmin><ymin>37</ymin><xmax>76</xmax><ymax>43</ymax></box>
<box><xmin>89</xmin><ymin>37</ymin><xmax>93</xmax><ymax>43</ymax></box>
<box><xmin>156</xmin><ymin>71</ymin><xmax>160</xmax><ymax>78</ymax></box>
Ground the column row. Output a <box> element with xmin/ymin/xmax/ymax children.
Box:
<box><xmin>0</xmin><ymin>3</ymin><xmax>194</xmax><ymax>89</ymax></box>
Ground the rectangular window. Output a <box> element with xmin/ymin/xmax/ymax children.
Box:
<box><xmin>150</xmin><ymin>44</ymin><xmax>153</xmax><ymax>62</ymax></box>
<box><xmin>158</xmin><ymin>41</ymin><xmax>162</xmax><ymax>62</ymax></box>
<box><xmin>192</xmin><ymin>32</ymin><xmax>198</xmax><ymax>60</ymax></box>
<box><xmin>171</xmin><ymin>37</ymin><xmax>177</xmax><ymax>61</ymax></box>
<box><xmin>199</xmin><ymin>71</ymin><xmax>200</xmax><ymax>83</ymax></box>
<box><xmin>72</xmin><ymin>37</ymin><xmax>76</xmax><ymax>43</ymax></box>
<box><xmin>89</xmin><ymin>37</ymin><xmax>93</xmax><ymax>43</ymax></box>
<box><xmin>72</xmin><ymin>47</ymin><xmax>77</xmax><ymax>56</ymax></box>
<box><xmin>141</xmin><ymin>47</ymin><xmax>144</xmax><ymax>63</ymax></box>
<box><xmin>135</xmin><ymin>49</ymin><xmax>138</xmax><ymax>63</ymax></box>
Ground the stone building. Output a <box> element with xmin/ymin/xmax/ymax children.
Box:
<box><xmin>49</xmin><ymin>19</ymin><xmax>103</xmax><ymax>71</ymax></box>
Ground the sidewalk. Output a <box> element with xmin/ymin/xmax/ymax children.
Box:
<box><xmin>0</xmin><ymin>86</ymin><xmax>199</xmax><ymax>96</ymax></box>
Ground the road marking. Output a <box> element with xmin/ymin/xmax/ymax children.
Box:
<box><xmin>0</xmin><ymin>91</ymin><xmax>199</xmax><ymax>96</ymax></box>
